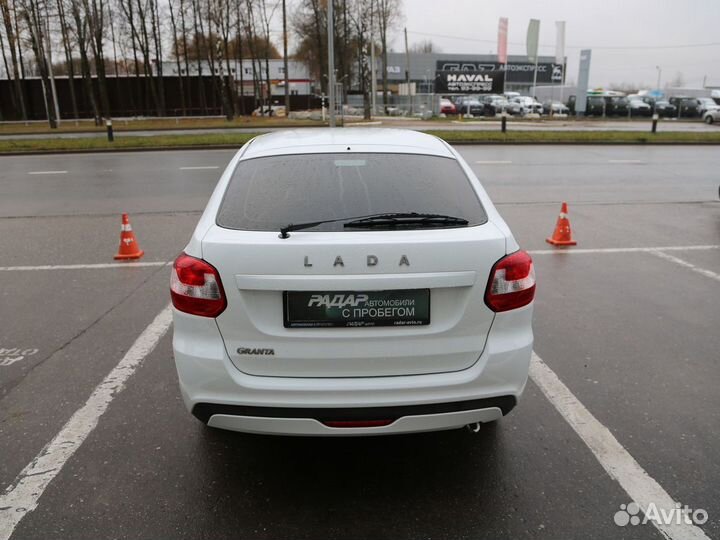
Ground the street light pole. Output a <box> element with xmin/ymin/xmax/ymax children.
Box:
<box><xmin>282</xmin><ymin>0</ymin><xmax>290</xmax><ymax>115</ymax></box>
<box><xmin>327</xmin><ymin>0</ymin><xmax>336</xmax><ymax>127</ymax></box>
<box><xmin>404</xmin><ymin>27</ymin><xmax>412</xmax><ymax>114</ymax></box>
<box><xmin>655</xmin><ymin>66</ymin><xmax>662</xmax><ymax>90</ymax></box>
<box><xmin>370</xmin><ymin>25</ymin><xmax>376</xmax><ymax>117</ymax></box>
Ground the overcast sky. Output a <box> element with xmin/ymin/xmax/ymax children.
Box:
<box><xmin>387</xmin><ymin>0</ymin><xmax>720</xmax><ymax>89</ymax></box>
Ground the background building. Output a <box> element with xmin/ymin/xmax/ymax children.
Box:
<box><xmin>158</xmin><ymin>60</ymin><xmax>312</xmax><ymax>97</ymax></box>
<box><xmin>381</xmin><ymin>52</ymin><xmax>565</xmax><ymax>95</ymax></box>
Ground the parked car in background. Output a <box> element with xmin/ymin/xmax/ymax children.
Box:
<box><xmin>585</xmin><ymin>95</ymin><xmax>606</xmax><ymax>116</ymax></box>
<box><xmin>697</xmin><ymin>97</ymin><xmax>720</xmax><ymax>116</ymax></box>
<box><xmin>630</xmin><ymin>95</ymin><xmax>677</xmax><ymax>117</ymax></box>
<box><xmin>504</xmin><ymin>99</ymin><xmax>524</xmax><ymax>116</ymax></box>
<box><xmin>512</xmin><ymin>96</ymin><xmax>544</xmax><ymax>115</ymax></box>
<box><xmin>703</xmin><ymin>109</ymin><xmax>720</xmax><ymax>124</ymax></box>
<box><xmin>628</xmin><ymin>98</ymin><xmax>652</xmax><ymax>117</ymax></box>
<box><xmin>252</xmin><ymin>105</ymin><xmax>286</xmax><ymax>117</ymax></box>
<box><xmin>668</xmin><ymin>97</ymin><xmax>701</xmax><ymax>118</ymax></box>
<box><xmin>606</xmin><ymin>96</ymin><xmax>630</xmax><ymax>116</ymax></box>
<box><xmin>453</xmin><ymin>96</ymin><xmax>484</xmax><ymax>117</ymax></box>
<box><xmin>482</xmin><ymin>95</ymin><xmax>510</xmax><ymax>116</ymax></box>
<box><xmin>542</xmin><ymin>101</ymin><xmax>569</xmax><ymax>115</ymax></box>
<box><xmin>652</xmin><ymin>100</ymin><xmax>678</xmax><ymax>118</ymax></box>
<box><xmin>440</xmin><ymin>98</ymin><xmax>457</xmax><ymax>115</ymax></box>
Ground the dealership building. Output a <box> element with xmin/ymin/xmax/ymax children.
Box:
<box><xmin>380</xmin><ymin>52</ymin><xmax>565</xmax><ymax>95</ymax></box>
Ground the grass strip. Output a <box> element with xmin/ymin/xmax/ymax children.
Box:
<box><xmin>0</xmin><ymin>133</ymin><xmax>259</xmax><ymax>153</ymax></box>
<box><xmin>0</xmin><ymin>117</ymin><xmax>327</xmax><ymax>135</ymax></box>
<box><xmin>424</xmin><ymin>130</ymin><xmax>720</xmax><ymax>144</ymax></box>
<box><xmin>1</xmin><ymin>129</ymin><xmax>719</xmax><ymax>154</ymax></box>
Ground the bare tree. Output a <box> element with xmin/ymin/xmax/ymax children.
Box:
<box><xmin>234</xmin><ymin>0</ymin><xmax>244</xmax><ymax>114</ymax></box>
<box><xmin>119</xmin><ymin>0</ymin><xmax>162</xmax><ymax>114</ymax></box>
<box><xmin>178</xmin><ymin>0</ymin><xmax>192</xmax><ymax>109</ymax></box>
<box><xmin>3</xmin><ymin>0</ymin><xmax>371</xmax><ymax>121</ymax></box>
<box><xmin>69</xmin><ymin>0</ymin><xmax>101</xmax><ymax>121</ymax></box>
<box><xmin>0</xmin><ymin>0</ymin><xmax>27</xmax><ymax>118</ymax></box>
<box><xmin>83</xmin><ymin>0</ymin><xmax>111</xmax><ymax>118</ymax></box>
<box><xmin>0</xmin><ymin>33</ymin><xmax>7</xmax><ymax>118</ymax></box>
<box><xmin>168</xmin><ymin>0</ymin><xmax>186</xmax><ymax>114</ymax></box>
<box><xmin>410</xmin><ymin>38</ymin><xmax>436</xmax><ymax>53</ymax></box>
<box><xmin>107</xmin><ymin>2</ymin><xmax>124</xmax><ymax>110</ymax></box>
<box><xmin>292</xmin><ymin>0</ymin><xmax>326</xmax><ymax>93</ymax></box>
<box><xmin>19</xmin><ymin>0</ymin><xmax>57</xmax><ymax>127</ymax></box>
<box><xmin>189</xmin><ymin>0</ymin><xmax>208</xmax><ymax>112</ymax></box>
<box><xmin>350</xmin><ymin>0</ymin><xmax>373</xmax><ymax>119</ymax></box>
<box><xmin>258</xmin><ymin>0</ymin><xmax>278</xmax><ymax>114</ymax></box>
<box><xmin>196</xmin><ymin>0</ymin><xmax>227</xmax><ymax>116</ymax></box>
<box><xmin>211</xmin><ymin>0</ymin><xmax>237</xmax><ymax>117</ymax></box>
<box><xmin>375</xmin><ymin>0</ymin><xmax>400</xmax><ymax>111</ymax></box>
<box><xmin>56</xmin><ymin>0</ymin><xmax>78</xmax><ymax>118</ymax></box>
<box><xmin>148</xmin><ymin>0</ymin><xmax>164</xmax><ymax>113</ymax></box>
<box><xmin>242</xmin><ymin>0</ymin><xmax>261</xmax><ymax>109</ymax></box>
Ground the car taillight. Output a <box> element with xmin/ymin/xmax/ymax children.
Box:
<box><xmin>170</xmin><ymin>253</ymin><xmax>226</xmax><ymax>317</ymax></box>
<box><xmin>485</xmin><ymin>250</ymin><xmax>536</xmax><ymax>312</ymax></box>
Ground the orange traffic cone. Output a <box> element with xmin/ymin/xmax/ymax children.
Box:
<box><xmin>546</xmin><ymin>202</ymin><xmax>577</xmax><ymax>247</ymax></box>
<box><xmin>114</xmin><ymin>213</ymin><xmax>145</xmax><ymax>260</ymax></box>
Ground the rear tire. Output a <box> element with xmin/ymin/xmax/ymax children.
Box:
<box><xmin>705</xmin><ymin>115</ymin><xmax>714</xmax><ymax>124</ymax></box>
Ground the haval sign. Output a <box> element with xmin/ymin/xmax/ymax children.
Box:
<box><xmin>435</xmin><ymin>70</ymin><xmax>504</xmax><ymax>94</ymax></box>
<box><xmin>448</xmin><ymin>74</ymin><xmax>491</xmax><ymax>82</ymax></box>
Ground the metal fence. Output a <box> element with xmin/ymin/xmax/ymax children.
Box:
<box><xmin>344</xmin><ymin>93</ymin><xmax>439</xmax><ymax>117</ymax></box>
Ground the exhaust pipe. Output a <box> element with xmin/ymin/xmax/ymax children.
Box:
<box><xmin>465</xmin><ymin>422</ymin><xmax>481</xmax><ymax>433</ymax></box>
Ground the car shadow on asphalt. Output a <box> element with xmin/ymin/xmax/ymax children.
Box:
<box><xmin>193</xmin><ymin>422</ymin><xmax>508</xmax><ymax>536</ymax></box>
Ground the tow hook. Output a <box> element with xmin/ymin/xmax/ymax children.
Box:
<box><xmin>466</xmin><ymin>422</ymin><xmax>481</xmax><ymax>433</ymax></box>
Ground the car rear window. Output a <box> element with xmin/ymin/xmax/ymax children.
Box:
<box><xmin>216</xmin><ymin>152</ymin><xmax>488</xmax><ymax>232</ymax></box>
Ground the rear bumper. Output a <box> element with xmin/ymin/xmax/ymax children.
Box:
<box><xmin>172</xmin><ymin>304</ymin><xmax>533</xmax><ymax>436</ymax></box>
<box><xmin>195</xmin><ymin>398</ymin><xmax>513</xmax><ymax>436</ymax></box>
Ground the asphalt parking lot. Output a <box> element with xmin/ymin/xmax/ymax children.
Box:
<box><xmin>0</xmin><ymin>145</ymin><xmax>718</xmax><ymax>539</ymax></box>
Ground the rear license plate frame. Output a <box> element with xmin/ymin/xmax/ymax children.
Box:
<box><xmin>283</xmin><ymin>289</ymin><xmax>431</xmax><ymax>328</ymax></box>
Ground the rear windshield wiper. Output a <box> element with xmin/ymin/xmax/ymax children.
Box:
<box><xmin>279</xmin><ymin>212</ymin><xmax>468</xmax><ymax>239</ymax></box>
<box><xmin>344</xmin><ymin>213</ymin><xmax>469</xmax><ymax>229</ymax></box>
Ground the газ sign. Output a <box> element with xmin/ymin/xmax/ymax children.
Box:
<box><xmin>435</xmin><ymin>70</ymin><xmax>505</xmax><ymax>94</ymax></box>
<box><xmin>437</xmin><ymin>60</ymin><xmax>564</xmax><ymax>84</ymax></box>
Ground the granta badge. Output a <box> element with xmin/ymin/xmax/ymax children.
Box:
<box><xmin>237</xmin><ymin>347</ymin><xmax>275</xmax><ymax>356</ymax></box>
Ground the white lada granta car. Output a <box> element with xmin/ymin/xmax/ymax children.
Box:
<box><xmin>171</xmin><ymin>129</ymin><xmax>535</xmax><ymax>436</ymax></box>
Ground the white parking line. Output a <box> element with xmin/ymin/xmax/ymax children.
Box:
<box><xmin>27</xmin><ymin>170</ymin><xmax>67</xmax><ymax>175</ymax></box>
<box><xmin>530</xmin><ymin>352</ymin><xmax>711</xmax><ymax>540</ymax></box>
<box><xmin>0</xmin><ymin>305</ymin><xmax>173</xmax><ymax>540</ymax></box>
<box><xmin>475</xmin><ymin>160</ymin><xmax>513</xmax><ymax>164</ymax></box>
<box><xmin>0</xmin><ymin>262</ymin><xmax>170</xmax><ymax>272</ymax></box>
<box><xmin>649</xmin><ymin>250</ymin><xmax>720</xmax><ymax>282</ymax></box>
<box><xmin>529</xmin><ymin>245</ymin><xmax>720</xmax><ymax>255</ymax></box>
<box><xmin>608</xmin><ymin>159</ymin><xmax>645</xmax><ymax>164</ymax></box>
<box><xmin>179</xmin><ymin>166</ymin><xmax>219</xmax><ymax>170</ymax></box>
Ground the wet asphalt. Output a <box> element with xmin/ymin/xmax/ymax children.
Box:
<box><xmin>0</xmin><ymin>144</ymin><xmax>718</xmax><ymax>539</ymax></box>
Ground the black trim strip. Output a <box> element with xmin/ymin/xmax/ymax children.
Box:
<box><xmin>192</xmin><ymin>396</ymin><xmax>516</xmax><ymax>424</ymax></box>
